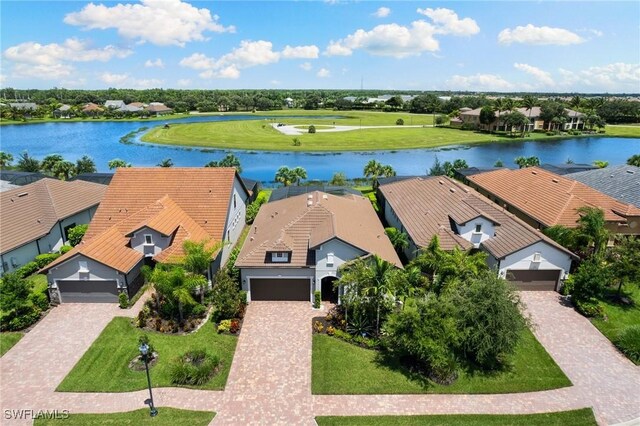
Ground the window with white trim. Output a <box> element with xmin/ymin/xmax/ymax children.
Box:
<box><xmin>532</xmin><ymin>252</ymin><xmax>541</xmax><ymax>263</ymax></box>
<box><xmin>327</xmin><ymin>253</ymin><xmax>334</xmax><ymax>266</ymax></box>
<box><xmin>78</xmin><ymin>260</ymin><xmax>89</xmax><ymax>273</ymax></box>
<box><xmin>474</xmin><ymin>223</ymin><xmax>482</xmax><ymax>233</ymax></box>
<box><xmin>144</xmin><ymin>234</ymin><xmax>153</xmax><ymax>245</ymax></box>
<box><xmin>270</xmin><ymin>252</ymin><xmax>289</xmax><ymax>262</ymax></box>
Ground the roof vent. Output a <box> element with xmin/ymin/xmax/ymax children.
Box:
<box><xmin>449</xmin><ymin>188</ymin><xmax>456</xmax><ymax>193</ymax></box>
<box><xmin>438</xmin><ymin>180</ymin><xmax>444</xmax><ymax>185</ymax></box>
<box><xmin>552</xmin><ymin>178</ymin><xmax>559</xmax><ymax>183</ymax></box>
<box><xmin>627</xmin><ymin>170</ymin><xmax>635</xmax><ymax>174</ymax></box>
<box><xmin>307</xmin><ymin>200</ymin><xmax>313</xmax><ymax>207</ymax></box>
<box><xmin>17</xmin><ymin>192</ymin><xmax>28</xmax><ymax>197</ymax></box>
<box><xmin>307</xmin><ymin>194</ymin><xmax>313</xmax><ymax>199</ymax></box>
<box><xmin>323</xmin><ymin>194</ymin><xmax>328</xmax><ymax>200</ymax></box>
<box><xmin>531</xmin><ymin>171</ymin><xmax>538</xmax><ymax>175</ymax></box>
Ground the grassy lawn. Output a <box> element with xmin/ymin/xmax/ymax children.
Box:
<box><xmin>605</xmin><ymin>125</ymin><xmax>640</xmax><ymax>138</ymax></box>
<box><xmin>0</xmin><ymin>113</ymin><xmax>189</xmax><ymax>126</ymax></box>
<box><xmin>35</xmin><ymin>408</ymin><xmax>215</xmax><ymax>425</ymax></box>
<box><xmin>57</xmin><ymin>317</ymin><xmax>237</xmax><ymax>392</ymax></box>
<box><xmin>312</xmin><ymin>328</ymin><xmax>570</xmax><ymax>395</ymax></box>
<box><xmin>0</xmin><ymin>332</ymin><xmax>24</xmax><ymax>357</ymax></box>
<box><xmin>592</xmin><ymin>286</ymin><xmax>640</xmax><ymax>364</ymax></box>
<box><xmin>354</xmin><ymin>186</ymin><xmax>379</xmax><ymax>212</ymax></box>
<box><xmin>27</xmin><ymin>274</ymin><xmax>48</xmax><ymax>293</ymax></box>
<box><xmin>315</xmin><ymin>409</ymin><xmax>597</xmax><ymax>426</ymax></box>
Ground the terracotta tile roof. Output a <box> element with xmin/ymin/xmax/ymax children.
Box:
<box><xmin>379</xmin><ymin>177</ymin><xmax>576</xmax><ymax>260</ymax></box>
<box><xmin>467</xmin><ymin>167</ymin><xmax>640</xmax><ymax>228</ymax></box>
<box><xmin>0</xmin><ymin>178</ymin><xmax>107</xmax><ymax>254</ymax></box>
<box><xmin>42</xmin><ymin>168</ymin><xmax>239</xmax><ymax>273</ymax></box>
<box><xmin>236</xmin><ymin>191</ymin><xmax>401</xmax><ymax>268</ymax></box>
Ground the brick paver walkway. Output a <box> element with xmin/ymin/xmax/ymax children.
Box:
<box><xmin>1</xmin><ymin>292</ymin><xmax>638</xmax><ymax>425</ymax></box>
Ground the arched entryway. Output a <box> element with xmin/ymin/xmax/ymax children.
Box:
<box><xmin>321</xmin><ymin>276</ymin><xmax>339</xmax><ymax>304</ymax></box>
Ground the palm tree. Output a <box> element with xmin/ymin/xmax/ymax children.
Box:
<box><xmin>627</xmin><ymin>154</ymin><xmax>640</xmax><ymax>167</ymax></box>
<box><xmin>157</xmin><ymin>158</ymin><xmax>174</xmax><ymax>167</ymax></box>
<box><xmin>0</xmin><ymin>151</ymin><xmax>14</xmax><ymax>167</ymax></box>
<box><xmin>173</xmin><ymin>277</ymin><xmax>198</xmax><ymax>324</ymax></box>
<box><xmin>275</xmin><ymin>166</ymin><xmax>295</xmax><ymax>186</ymax></box>
<box><xmin>365</xmin><ymin>256</ymin><xmax>396</xmax><ymax>335</ymax></box>
<box><xmin>182</xmin><ymin>239</ymin><xmax>222</xmax><ymax>303</ymax></box>
<box><xmin>17</xmin><ymin>151</ymin><xmax>41</xmax><ymax>172</ymax></box>
<box><xmin>380</xmin><ymin>164</ymin><xmax>396</xmax><ymax>178</ymax></box>
<box><xmin>108</xmin><ymin>158</ymin><xmax>132</xmax><ymax>169</ymax></box>
<box><xmin>385</xmin><ymin>227</ymin><xmax>409</xmax><ymax>254</ymax></box>
<box><xmin>292</xmin><ymin>167</ymin><xmax>307</xmax><ymax>186</ymax></box>
<box><xmin>521</xmin><ymin>95</ymin><xmax>537</xmax><ymax>135</ymax></box>
<box><xmin>493</xmin><ymin>98</ymin><xmax>505</xmax><ymax>132</ymax></box>
<box><xmin>592</xmin><ymin>160</ymin><xmax>609</xmax><ymax>169</ymax></box>
<box><xmin>41</xmin><ymin>154</ymin><xmax>64</xmax><ymax>174</ymax></box>
<box><xmin>569</xmin><ymin>95</ymin><xmax>582</xmax><ymax>111</ymax></box>
<box><xmin>576</xmin><ymin>206</ymin><xmax>609</xmax><ymax>259</ymax></box>
<box><xmin>52</xmin><ymin>160</ymin><xmax>76</xmax><ymax>180</ymax></box>
<box><xmin>75</xmin><ymin>155</ymin><xmax>97</xmax><ymax>174</ymax></box>
<box><xmin>363</xmin><ymin>159</ymin><xmax>383</xmax><ymax>186</ymax></box>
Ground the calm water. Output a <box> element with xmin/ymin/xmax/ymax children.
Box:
<box><xmin>1</xmin><ymin>116</ymin><xmax>639</xmax><ymax>183</ymax></box>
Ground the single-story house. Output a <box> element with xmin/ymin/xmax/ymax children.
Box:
<box><xmin>42</xmin><ymin>168</ymin><xmax>249</xmax><ymax>303</ymax></box>
<box><xmin>53</xmin><ymin>105</ymin><xmax>72</xmax><ymax>119</ymax></box>
<box><xmin>9</xmin><ymin>102</ymin><xmax>37</xmax><ymax>111</ymax></box>
<box><xmin>146</xmin><ymin>103</ymin><xmax>173</xmax><ymax>116</ymax></box>
<box><xmin>268</xmin><ymin>185</ymin><xmax>361</xmax><ymax>203</ymax></box>
<box><xmin>466</xmin><ymin>167</ymin><xmax>640</xmax><ymax>236</ymax></box>
<box><xmin>104</xmin><ymin>100</ymin><xmax>126</xmax><ymax>110</ymax></box>
<box><xmin>378</xmin><ymin>176</ymin><xmax>578</xmax><ymax>291</ymax></box>
<box><xmin>459</xmin><ymin>106</ymin><xmax>584</xmax><ymax>132</ymax></box>
<box><xmin>1</xmin><ymin>178</ymin><xmax>107</xmax><ymax>274</ymax></box>
<box><xmin>567</xmin><ymin>165</ymin><xmax>640</xmax><ymax>208</ymax></box>
<box><xmin>236</xmin><ymin>191</ymin><xmax>401</xmax><ymax>303</ymax></box>
<box><xmin>82</xmin><ymin>103</ymin><xmax>103</xmax><ymax>115</ymax></box>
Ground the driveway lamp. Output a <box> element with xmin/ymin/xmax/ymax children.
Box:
<box><xmin>139</xmin><ymin>342</ymin><xmax>158</xmax><ymax>417</ymax></box>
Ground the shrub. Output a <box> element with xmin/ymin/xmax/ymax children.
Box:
<box><xmin>191</xmin><ymin>304</ymin><xmax>206</xmax><ymax>318</ymax></box>
<box><xmin>229</xmin><ymin>319</ymin><xmax>240</xmax><ymax>334</ymax></box>
<box><xmin>210</xmin><ymin>270</ymin><xmax>243</xmax><ymax>322</ymax></box>
<box><xmin>396</xmin><ymin>118</ymin><xmax>404</xmax><ymax>125</ymax></box>
<box><xmin>34</xmin><ymin>253</ymin><xmax>61</xmax><ymax>268</ymax></box>
<box><xmin>615</xmin><ymin>325</ymin><xmax>640</xmax><ymax>363</ymax></box>
<box><xmin>29</xmin><ymin>292</ymin><xmax>49</xmax><ymax>311</ymax></box>
<box><xmin>138</xmin><ymin>334</ymin><xmax>155</xmax><ymax>358</ymax></box>
<box><xmin>245</xmin><ymin>196</ymin><xmax>267</xmax><ymax>225</ymax></box>
<box><xmin>6</xmin><ymin>309</ymin><xmax>40</xmax><ymax>331</ymax></box>
<box><xmin>333</xmin><ymin>329</ymin><xmax>352</xmax><ymax>342</ymax></box>
<box><xmin>574</xmin><ymin>297</ymin><xmax>603</xmax><ymax>318</ymax></box>
<box><xmin>0</xmin><ymin>273</ymin><xmax>42</xmax><ymax>331</ymax></box>
<box><xmin>118</xmin><ymin>292</ymin><xmax>128</xmax><ymax>309</ymax></box>
<box><xmin>217</xmin><ymin>319</ymin><xmax>231</xmax><ymax>333</ymax></box>
<box><xmin>326</xmin><ymin>325</ymin><xmax>335</xmax><ymax>336</ymax></box>
<box><xmin>313</xmin><ymin>290</ymin><xmax>321</xmax><ymax>309</ymax></box>
<box><xmin>308</xmin><ymin>125</ymin><xmax>316</xmax><ymax>134</ymax></box>
<box><xmin>16</xmin><ymin>261</ymin><xmax>39</xmax><ymax>278</ymax></box>
<box><xmin>292</xmin><ymin>138</ymin><xmax>301</xmax><ymax>146</ymax></box>
<box><xmin>67</xmin><ymin>224</ymin><xmax>88</xmax><ymax>247</ymax></box>
<box><xmin>59</xmin><ymin>245</ymin><xmax>73</xmax><ymax>254</ymax></box>
<box><xmin>570</xmin><ymin>259</ymin><xmax>610</xmax><ymax>303</ymax></box>
<box><xmin>313</xmin><ymin>320</ymin><xmax>324</xmax><ymax>333</ymax></box>
<box><xmin>170</xmin><ymin>349</ymin><xmax>220</xmax><ymax>386</ymax></box>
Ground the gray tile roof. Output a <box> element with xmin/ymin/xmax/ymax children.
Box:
<box><xmin>567</xmin><ymin>165</ymin><xmax>640</xmax><ymax>207</ymax></box>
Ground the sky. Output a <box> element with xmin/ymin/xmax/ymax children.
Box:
<box><xmin>1</xmin><ymin>0</ymin><xmax>639</xmax><ymax>93</ymax></box>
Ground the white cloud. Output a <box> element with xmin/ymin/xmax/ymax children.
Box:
<box><xmin>416</xmin><ymin>7</ymin><xmax>479</xmax><ymax>36</ymax></box>
<box><xmin>177</xmin><ymin>78</ymin><xmax>191</xmax><ymax>87</ymax></box>
<box><xmin>300</xmin><ymin>62</ymin><xmax>313</xmax><ymax>71</ymax></box>
<box><xmin>100</xmin><ymin>72</ymin><xmax>129</xmax><ymax>85</ymax></box>
<box><xmin>560</xmin><ymin>62</ymin><xmax>640</xmax><ymax>91</ymax></box>
<box><xmin>0</xmin><ymin>73</ymin><xmax>6</xmax><ymax>85</ymax></box>
<box><xmin>4</xmin><ymin>38</ymin><xmax>131</xmax><ymax>65</ymax></box>
<box><xmin>281</xmin><ymin>45</ymin><xmax>319</xmax><ymax>59</ymax></box>
<box><xmin>325</xmin><ymin>8</ymin><xmax>478</xmax><ymax>58</ymax></box>
<box><xmin>514</xmin><ymin>63</ymin><xmax>555</xmax><ymax>86</ymax></box>
<box><xmin>270</xmin><ymin>80</ymin><xmax>281</xmax><ymax>86</ymax></box>
<box><xmin>132</xmin><ymin>78</ymin><xmax>163</xmax><ymax>88</ymax></box>
<box><xmin>498</xmin><ymin>24</ymin><xmax>584</xmax><ymax>45</ymax></box>
<box><xmin>144</xmin><ymin>58</ymin><xmax>164</xmax><ymax>68</ymax></box>
<box><xmin>317</xmin><ymin>68</ymin><xmax>331</xmax><ymax>78</ymax></box>
<box><xmin>11</xmin><ymin>63</ymin><xmax>74</xmax><ymax>80</ymax></box>
<box><xmin>64</xmin><ymin>0</ymin><xmax>234</xmax><ymax>47</ymax></box>
<box><xmin>445</xmin><ymin>73</ymin><xmax>515</xmax><ymax>91</ymax></box>
<box><xmin>200</xmin><ymin>65</ymin><xmax>240</xmax><ymax>79</ymax></box>
<box><xmin>217</xmin><ymin>40</ymin><xmax>280</xmax><ymax>68</ymax></box>
<box><xmin>373</xmin><ymin>7</ymin><xmax>391</xmax><ymax>18</ymax></box>
<box><xmin>179</xmin><ymin>53</ymin><xmax>216</xmax><ymax>70</ymax></box>
<box><xmin>60</xmin><ymin>77</ymin><xmax>87</xmax><ymax>88</ymax></box>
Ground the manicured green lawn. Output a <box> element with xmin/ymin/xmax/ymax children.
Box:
<box><xmin>34</xmin><ymin>408</ymin><xmax>215</xmax><ymax>425</ymax></box>
<box><xmin>0</xmin><ymin>332</ymin><xmax>24</xmax><ymax>357</ymax></box>
<box><xmin>312</xmin><ymin>328</ymin><xmax>570</xmax><ymax>395</ymax></box>
<box><xmin>57</xmin><ymin>317</ymin><xmax>237</xmax><ymax>392</ymax></box>
<box><xmin>605</xmin><ymin>125</ymin><xmax>640</xmax><ymax>138</ymax></box>
<box><xmin>592</xmin><ymin>286</ymin><xmax>640</xmax><ymax>364</ymax></box>
<box><xmin>0</xmin><ymin>113</ymin><xmax>189</xmax><ymax>126</ymax></box>
<box><xmin>27</xmin><ymin>274</ymin><xmax>48</xmax><ymax>293</ymax></box>
<box><xmin>315</xmin><ymin>409</ymin><xmax>597</xmax><ymax>426</ymax></box>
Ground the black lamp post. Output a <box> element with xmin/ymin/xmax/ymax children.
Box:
<box><xmin>139</xmin><ymin>342</ymin><xmax>158</xmax><ymax>417</ymax></box>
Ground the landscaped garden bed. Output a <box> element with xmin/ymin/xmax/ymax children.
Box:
<box><xmin>34</xmin><ymin>408</ymin><xmax>215</xmax><ymax>425</ymax></box>
<box><xmin>315</xmin><ymin>409</ymin><xmax>597</xmax><ymax>426</ymax></box>
<box><xmin>56</xmin><ymin>317</ymin><xmax>237</xmax><ymax>392</ymax></box>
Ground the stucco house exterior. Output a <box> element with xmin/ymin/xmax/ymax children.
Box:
<box><xmin>236</xmin><ymin>191</ymin><xmax>401</xmax><ymax>303</ymax></box>
<box><xmin>378</xmin><ymin>176</ymin><xmax>577</xmax><ymax>291</ymax></box>
<box><xmin>0</xmin><ymin>178</ymin><xmax>107</xmax><ymax>274</ymax></box>
<box><xmin>42</xmin><ymin>168</ymin><xmax>249</xmax><ymax>303</ymax></box>
<box><xmin>459</xmin><ymin>106</ymin><xmax>584</xmax><ymax>132</ymax></box>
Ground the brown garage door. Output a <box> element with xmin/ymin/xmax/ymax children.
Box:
<box><xmin>57</xmin><ymin>280</ymin><xmax>119</xmax><ymax>303</ymax></box>
<box><xmin>506</xmin><ymin>270</ymin><xmax>561</xmax><ymax>291</ymax></box>
<box><xmin>250</xmin><ymin>278</ymin><xmax>310</xmax><ymax>301</ymax></box>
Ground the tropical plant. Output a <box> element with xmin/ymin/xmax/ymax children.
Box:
<box><xmin>363</xmin><ymin>159</ymin><xmax>383</xmax><ymax>186</ymax></box>
<box><xmin>329</xmin><ymin>172</ymin><xmax>348</xmax><ymax>186</ymax></box>
<box><xmin>274</xmin><ymin>166</ymin><xmax>295</xmax><ymax>186</ymax></box>
<box><xmin>627</xmin><ymin>154</ymin><xmax>640</xmax><ymax>167</ymax></box>
<box><xmin>607</xmin><ymin>236</ymin><xmax>640</xmax><ymax>297</ymax></box>
<box><xmin>16</xmin><ymin>151</ymin><xmax>40</xmax><ymax>172</ymax></box>
<box><xmin>0</xmin><ymin>151</ymin><xmax>14</xmax><ymax>167</ymax></box>
<box><xmin>502</xmin><ymin>111</ymin><xmax>529</xmax><ymax>137</ymax></box>
<box><xmin>52</xmin><ymin>160</ymin><xmax>76</xmax><ymax>180</ymax></box>
<box><xmin>41</xmin><ymin>154</ymin><xmax>64</xmax><ymax>174</ymax></box>
<box><xmin>479</xmin><ymin>106</ymin><xmax>496</xmax><ymax>132</ymax></box>
<box><xmin>108</xmin><ymin>158</ymin><xmax>131</xmax><ymax>169</ymax></box>
<box><xmin>569</xmin><ymin>257</ymin><xmax>610</xmax><ymax>305</ymax></box>
<box><xmin>521</xmin><ymin>95</ymin><xmax>537</xmax><ymax>134</ymax></box>
<box><xmin>593</xmin><ymin>160</ymin><xmax>609</xmax><ymax>168</ymax></box>
<box><xmin>443</xmin><ymin>158</ymin><xmax>468</xmax><ymax>177</ymax></box>
<box><xmin>292</xmin><ymin>166</ymin><xmax>307</xmax><ymax>186</ymax></box>
<box><xmin>67</xmin><ymin>224</ymin><xmax>88</xmax><ymax>246</ymax></box>
<box><xmin>514</xmin><ymin>156</ymin><xmax>540</xmax><ymax>168</ymax></box>
<box><xmin>210</xmin><ymin>269</ymin><xmax>244</xmax><ymax>322</ymax></box>
<box><xmin>75</xmin><ymin>155</ymin><xmax>97</xmax><ymax>174</ymax></box>
<box><xmin>365</xmin><ymin>256</ymin><xmax>398</xmax><ymax>335</ymax></box>
<box><xmin>182</xmin><ymin>239</ymin><xmax>221</xmax><ymax>303</ymax></box>
<box><xmin>157</xmin><ymin>158</ymin><xmax>174</xmax><ymax>168</ymax></box>
<box><xmin>385</xmin><ymin>227</ymin><xmax>409</xmax><ymax>254</ymax></box>
<box><xmin>575</xmin><ymin>206</ymin><xmax>609</xmax><ymax>259</ymax></box>
<box><xmin>494</xmin><ymin>159</ymin><xmax>504</xmax><ymax>167</ymax></box>
<box><xmin>543</xmin><ymin>225</ymin><xmax>578</xmax><ymax>252</ymax></box>
<box><xmin>205</xmin><ymin>153</ymin><xmax>242</xmax><ymax>173</ymax></box>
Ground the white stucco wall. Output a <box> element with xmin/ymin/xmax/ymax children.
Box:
<box><xmin>47</xmin><ymin>254</ymin><xmax>143</xmax><ymax>292</ymax></box>
<box><xmin>130</xmin><ymin>227</ymin><xmax>171</xmax><ymax>257</ymax></box>
<box><xmin>314</xmin><ymin>239</ymin><xmax>365</xmax><ymax>290</ymax></box>
<box><xmin>495</xmin><ymin>241</ymin><xmax>573</xmax><ymax>279</ymax></box>
<box><xmin>456</xmin><ymin>217</ymin><xmax>494</xmax><ymax>248</ymax></box>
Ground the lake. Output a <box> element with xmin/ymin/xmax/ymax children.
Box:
<box><xmin>1</xmin><ymin>116</ymin><xmax>639</xmax><ymax>183</ymax></box>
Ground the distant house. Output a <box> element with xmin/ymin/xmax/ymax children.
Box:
<box><xmin>146</xmin><ymin>102</ymin><xmax>173</xmax><ymax>116</ymax></box>
<box><xmin>9</xmin><ymin>102</ymin><xmax>37</xmax><ymax>111</ymax></box>
<box><xmin>82</xmin><ymin>103</ymin><xmax>103</xmax><ymax>116</ymax></box>
<box><xmin>459</xmin><ymin>107</ymin><xmax>584</xmax><ymax>132</ymax></box>
<box><xmin>284</xmin><ymin>97</ymin><xmax>295</xmax><ymax>108</ymax></box>
<box><xmin>236</xmin><ymin>191</ymin><xmax>401</xmax><ymax>302</ymax></box>
<box><xmin>53</xmin><ymin>104</ymin><xmax>72</xmax><ymax>119</ymax></box>
<box><xmin>466</xmin><ymin>167</ymin><xmax>640</xmax><ymax>235</ymax></box>
<box><xmin>0</xmin><ymin>179</ymin><xmax>107</xmax><ymax>274</ymax></box>
<box><xmin>104</xmin><ymin>100</ymin><xmax>126</xmax><ymax>110</ymax></box>
<box><xmin>121</xmin><ymin>104</ymin><xmax>143</xmax><ymax>113</ymax></box>
<box><xmin>378</xmin><ymin>176</ymin><xmax>577</xmax><ymax>291</ymax></box>
<box><xmin>567</xmin><ymin>165</ymin><xmax>640</xmax><ymax>208</ymax></box>
<box><xmin>42</xmin><ymin>168</ymin><xmax>249</xmax><ymax>303</ymax></box>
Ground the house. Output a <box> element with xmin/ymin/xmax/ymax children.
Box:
<box><xmin>53</xmin><ymin>104</ymin><xmax>72</xmax><ymax>119</ymax></box>
<box><xmin>236</xmin><ymin>191</ymin><xmax>401</xmax><ymax>303</ymax></box>
<box><xmin>459</xmin><ymin>107</ymin><xmax>584</xmax><ymax>132</ymax></box>
<box><xmin>378</xmin><ymin>176</ymin><xmax>577</xmax><ymax>291</ymax></box>
<box><xmin>146</xmin><ymin>102</ymin><xmax>173</xmax><ymax>116</ymax></box>
<box><xmin>0</xmin><ymin>179</ymin><xmax>107</xmax><ymax>274</ymax></box>
<box><xmin>104</xmin><ymin>100</ymin><xmax>125</xmax><ymax>110</ymax></box>
<box><xmin>567</xmin><ymin>165</ymin><xmax>640</xmax><ymax>208</ymax></box>
<box><xmin>121</xmin><ymin>104</ymin><xmax>143</xmax><ymax>113</ymax></box>
<box><xmin>466</xmin><ymin>167</ymin><xmax>640</xmax><ymax>235</ymax></box>
<box><xmin>9</xmin><ymin>102</ymin><xmax>37</xmax><ymax>111</ymax></box>
<box><xmin>453</xmin><ymin>167</ymin><xmax>507</xmax><ymax>185</ymax></box>
<box><xmin>268</xmin><ymin>185</ymin><xmax>361</xmax><ymax>203</ymax></box>
<box><xmin>284</xmin><ymin>97</ymin><xmax>295</xmax><ymax>108</ymax></box>
<box><xmin>82</xmin><ymin>103</ymin><xmax>103</xmax><ymax>116</ymax></box>
<box><xmin>42</xmin><ymin>168</ymin><xmax>249</xmax><ymax>303</ymax></box>
<box><xmin>240</xmin><ymin>177</ymin><xmax>261</xmax><ymax>204</ymax></box>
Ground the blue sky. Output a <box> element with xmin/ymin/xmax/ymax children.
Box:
<box><xmin>1</xmin><ymin>0</ymin><xmax>638</xmax><ymax>92</ymax></box>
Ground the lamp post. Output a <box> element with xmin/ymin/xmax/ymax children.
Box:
<box><xmin>139</xmin><ymin>343</ymin><xmax>158</xmax><ymax>417</ymax></box>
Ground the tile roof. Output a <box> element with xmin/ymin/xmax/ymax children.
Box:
<box><xmin>460</xmin><ymin>106</ymin><xmax>583</xmax><ymax>118</ymax></box>
<box><xmin>1</xmin><ymin>178</ymin><xmax>107</xmax><ymax>254</ymax></box>
<box><xmin>567</xmin><ymin>165</ymin><xmax>640</xmax><ymax>208</ymax></box>
<box><xmin>379</xmin><ymin>176</ymin><xmax>576</xmax><ymax>260</ymax></box>
<box><xmin>43</xmin><ymin>168</ymin><xmax>241</xmax><ymax>273</ymax></box>
<box><xmin>236</xmin><ymin>191</ymin><xmax>401</xmax><ymax>268</ymax></box>
<box><xmin>467</xmin><ymin>167</ymin><xmax>640</xmax><ymax>228</ymax></box>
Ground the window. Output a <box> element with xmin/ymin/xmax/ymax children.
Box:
<box><xmin>233</xmin><ymin>193</ymin><xmax>237</xmax><ymax>209</ymax></box>
<box><xmin>144</xmin><ymin>234</ymin><xmax>153</xmax><ymax>245</ymax></box>
<box><xmin>532</xmin><ymin>252</ymin><xmax>541</xmax><ymax>263</ymax></box>
<box><xmin>327</xmin><ymin>253</ymin><xmax>334</xmax><ymax>266</ymax></box>
<box><xmin>271</xmin><ymin>252</ymin><xmax>289</xmax><ymax>263</ymax></box>
<box><xmin>474</xmin><ymin>224</ymin><xmax>482</xmax><ymax>233</ymax></box>
<box><xmin>78</xmin><ymin>260</ymin><xmax>89</xmax><ymax>273</ymax></box>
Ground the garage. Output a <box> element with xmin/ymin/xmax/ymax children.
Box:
<box><xmin>57</xmin><ymin>280</ymin><xmax>119</xmax><ymax>303</ymax></box>
<box><xmin>506</xmin><ymin>269</ymin><xmax>561</xmax><ymax>291</ymax></box>
<box><xmin>249</xmin><ymin>278</ymin><xmax>310</xmax><ymax>301</ymax></box>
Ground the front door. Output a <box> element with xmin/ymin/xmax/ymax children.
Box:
<box><xmin>321</xmin><ymin>276</ymin><xmax>339</xmax><ymax>303</ymax></box>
